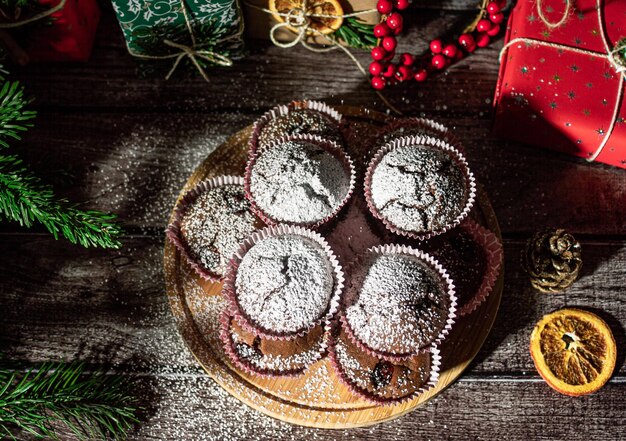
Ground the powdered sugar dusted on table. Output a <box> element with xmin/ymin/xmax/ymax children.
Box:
<box><xmin>235</xmin><ymin>234</ymin><xmax>334</xmax><ymax>334</ymax></box>
<box><xmin>370</xmin><ymin>145</ymin><xmax>466</xmax><ymax>233</ymax></box>
<box><xmin>181</xmin><ymin>183</ymin><xmax>257</xmax><ymax>276</ymax></box>
<box><xmin>249</xmin><ymin>140</ymin><xmax>350</xmax><ymax>224</ymax></box>
<box><xmin>345</xmin><ymin>253</ymin><xmax>450</xmax><ymax>354</ymax></box>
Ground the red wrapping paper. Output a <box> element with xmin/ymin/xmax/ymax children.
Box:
<box><xmin>24</xmin><ymin>0</ymin><xmax>100</xmax><ymax>62</ymax></box>
<box><xmin>493</xmin><ymin>0</ymin><xmax>626</xmax><ymax>168</ymax></box>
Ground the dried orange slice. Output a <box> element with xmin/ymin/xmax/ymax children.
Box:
<box><xmin>269</xmin><ymin>0</ymin><xmax>344</xmax><ymax>35</ymax></box>
<box><xmin>530</xmin><ymin>308</ymin><xmax>616</xmax><ymax>396</ymax></box>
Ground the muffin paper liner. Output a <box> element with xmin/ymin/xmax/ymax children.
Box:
<box><xmin>248</xmin><ymin>100</ymin><xmax>347</xmax><ymax>158</ymax></box>
<box><xmin>166</xmin><ymin>175</ymin><xmax>255</xmax><ymax>282</ymax></box>
<box><xmin>376</xmin><ymin>117</ymin><xmax>465</xmax><ymax>154</ymax></box>
<box><xmin>364</xmin><ymin>134</ymin><xmax>476</xmax><ymax>241</ymax></box>
<box><xmin>340</xmin><ymin>244</ymin><xmax>457</xmax><ymax>362</ymax></box>
<box><xmin>219</xmin><ymin>310</ymin><xmax>328</xmax><ymax>378</ymax></box>
<box><xmin>457</xmin><ymin>219</ymin><xmax>504</xmax><ymax>316</ymax></box>
<box><xmin>222</xmin><ymin>224</ymin><xmax>345</xmax><ymax>341</ymax></box>
<box><xmin>244</xmin><ymin>134</ymin><xmax>356</xmax><ymax>229</ymax></box>
<box><xmin>328</xmin><ymin>325</ymin><xmax>441</xmax><ymax>405</ymax></box>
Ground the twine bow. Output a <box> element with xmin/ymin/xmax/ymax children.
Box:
<box><xmin>125</xmin><ymin>0</ymin><xmax>242</xmax><ymax>82</ymax></box>
<box><xmin>499</xmin><ymin>0</ymin><xmax>624</xmax><ymax>162</ymax></box>
<box><xmin>245</xmin><ymin>0</ymin><xmax>403</xmax><ymax>115</ymax></box>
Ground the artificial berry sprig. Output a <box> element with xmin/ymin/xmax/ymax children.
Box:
<box><xmin>369</xmin><ymin>0</ymin><xmax>507</xmax><ymax>89</ymax></box>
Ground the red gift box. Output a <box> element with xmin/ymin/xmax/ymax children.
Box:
<box><xmin>23</xmin><ymin>0</ymin><xmax>100</xmax><ymax>62</ymax></box>
<box><xmin>493</xmin><ymin>0</ymin><xmax>626</xmax><ymax>168</ymax></box>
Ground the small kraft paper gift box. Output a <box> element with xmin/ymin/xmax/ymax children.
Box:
<box><xmin>111</xmin><ymin>0</ymin><xmax>245</xmax><ymax>79</ymax></box>
<box><xmin>0</xmin><ymin>0</ymin><xmax>101</xmax><ymax>63</ymax></box>
<box><xmin>492</xmin><ymin>0</ymin><xmax>626</xmax><ymax>168</ymax></box>
<box><xmin>242</xmin><ymin>0</ymin><xmax>379</xmax><ymax>47</ymax></box>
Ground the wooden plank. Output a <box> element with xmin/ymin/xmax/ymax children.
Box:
<box><xmin>12</xmin><ymin>112</ymin><xmax>626</xmax><ymax>234</ymax></box>
<box><xmin>126</xmin><ymin>378</ymin><xmax>626</xmax><ymax>441</ymax></box>
<box><xmin>15</xmin><ymin>375</ymin><xmax>626</xmax><ymax>440</ymax></box>
<box><xmin>2</xmin><ymin>235</ymin><xmax>625</xmax><ymax>377</ymax></box>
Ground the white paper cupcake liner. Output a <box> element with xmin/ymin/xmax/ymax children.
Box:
<box><xmin>364</xmin><ymin>134</ymin><xmax>476</xmax><ymax>241</ymax></box>
<box><xmin>457</xmin><ymin>219</ymin><xmax>504</xmax><ymax>316</ymax></box>
<box><xmin>244</xmin><ymin>134</ymin><xmax>356</xmax><ymax>229</ymax></box>
<box><xmin>376</xmin><ymin>117</ymin><xmax>465</xmax><ymax>154</ymax></box>
<box><xmin>248</xmin><ymin>100</ymin><xmax>346</xmax><ymax>158</ymax></box>
<box><xmin>328</xmin><ymin>325</ymin><xmax>441</xmax><ymax>405</ymax></box>
<box><xmin>222</xmin><ymin>224</ymin><xmax>345</xmax><ymax>341</ymax></box>
<box><xmin>166</xmin><ymin>175</ymin><xmax>258</xmax><ymax>281</ymax></box>
<box><xmin>340</xmin><ymin>244</ymin><xmax>457</xmax><ymax>362</ymax></box>
<box><xmin>219</xmin><ymin>310</ymin><xmax>328</xmax><ymax>378</ymax></box>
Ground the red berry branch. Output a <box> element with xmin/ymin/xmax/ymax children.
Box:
<box><xmin>369</xmin><ymin>0</ymin><xmax>507</xmax><ymax>89</ymax></box>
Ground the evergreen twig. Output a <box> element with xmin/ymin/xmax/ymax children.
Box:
<box><xmin>334</xmin><ymin>17</ymin><xmax>377</xmax><ymax>49</ymax></box>
<box><xmin>0</xmin><ymin>361</ymin><xmax>138</xmax><ymax>440</ymax></box>
<box><xmin>0</xmin><ymin>74</ymin><xmax>123</xmax><ymax>248</ymax></box>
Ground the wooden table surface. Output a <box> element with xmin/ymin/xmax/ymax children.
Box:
<box><xmin>2</xmin><ymin>2</ymin><xmax>625</xmax><ymax>440</ymax></box>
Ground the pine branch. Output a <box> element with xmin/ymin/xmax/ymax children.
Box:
<box><xmin>0</xmin><ymin>80</ymin><xmax>36</xmax><ymax>148</ymax></box>
<box><xmin>0</xmin><ymin>361</ymin><xmax>138</xmax><ymax>440</ymax></box>
<box><xmin>334</xmin><ymin>17</ymin><xmax>377</xmax><ymax>49</ymax></box>
<box><xmin>0</xmin><ymin>154</ymin><xmax>122</xmax><ymax>248</ymax></box>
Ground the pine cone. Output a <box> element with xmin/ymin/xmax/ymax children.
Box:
<box><xmin>522</xmin><ymin>228</ymin><xmax>582</xmax><ymax>293</ymax></box>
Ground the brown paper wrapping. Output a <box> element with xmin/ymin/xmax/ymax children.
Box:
<box><xmin>243</xmin><ymin>0</ymin><xmax>380</xmax><ymax>44</ymax></box>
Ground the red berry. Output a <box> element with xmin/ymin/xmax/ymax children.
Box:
<box><xmin>413</xmin><ymin>68</ymin><xmax>428</xmax><ymax>82</ymax></box>
<box><xmin>383</xmin><ymin>50</ymin><xmax>396</xmax><ymax>61</ymax></box>
<box><xmin>458</xmin><ymin>33</ymin><xmax>476</xmax><ymax>52</ymax></box>
<box><xmin>431</xmin><ymin>54</ymin><xmax>447</xmax><ymax>69</ymax></box>
<box><xmin>486</xmin><ymin>1</ymin><xmax>501</xmax><ymax>13</ymax></box>
<box><xmin>490</xmin><ymin>12</ymin><xmax>504</xmax><ymax>24</ymax></box>
<box><xmin>382</xmin><ymin>63</ymin><xmax>397</xmax><ymax>77</ymax></box>
<box><xmin>386</xmin><ymin>13</ymin><xmax>403</xmax><ymax>30</ymax></box>
<box><xmin>429</xmin><ymin>39</ymin><xmax>443</xmax><ymax>54</ymax></box>
<box><xmin>371</xmin><ymin>46</ymin><xmax>387</xmax><ymax>60</ymax></box>
<box><xmin>476</xmin><ymin>32</ymin><xmax>491</xmax><ymax>47</ymax></box>
<box><xmin>442</xmin><ymin>44</ymin><xmax>458</xmax><ymax>58</ymax></box>
<box><xmin>399</xmin><ymin>52</ymin><xmax>414</xmax><ymax>66</ymax></box>
<box><xmin>377</xmin><ymin>0</ymin><xmax>393</xmax><ymax>15</ymax></box>
<box><xmin>477</xmin><ymin>19</ymin><xmax>493</xmax><ymax>32</ymax></box>
<box><xmin>396</xmin><ymin>65</ymin><xmax>412</xmax><ymax>81</ymax></box>
<box><xmin>371</xmin><ymin>76</ymin><xmax>386</xmax><ymax>90</ymax></box>
<box><xmin>487</xmin><ymin>24</ymin><xmax>501</xmax><ymax>36</ymax></box>
<box><xmin>369</xmin><ymin>61</ymin><xmax>384</xmax><ymax>76</ymax></box>
<box><xmin>454</xmin><ymin>49</ymin><xmax>465</xmax><ymax>61</ymax></box>
<box><xmin>382</xmin><ymin>36</ymin><xmax>397</xmax><ymax>52</ymax></box>
<box><xmin>496</xmin><ymin>0</ymin><xmax>507</xmax><ymax>8</ymax></box>
<box><xmin>394</xmin><ymin>0</ymin><xmax>410</xmax><ymax>10</ymax></box>
<box><xmin>373</xmin><ymin>23</ymin><xmax>391</xmax><ymax>38</ymax></box>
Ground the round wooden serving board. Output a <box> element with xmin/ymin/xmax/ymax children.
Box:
<box><xmin>164</xmin><ymin>106</ymin><xmax>504</xmax><ymax>429</ymax></box>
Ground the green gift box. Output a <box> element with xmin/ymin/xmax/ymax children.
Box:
<box><xmin>112</xmin><ymin>0</ymin><xmax>245</xmax><ymax>78</ymax></box>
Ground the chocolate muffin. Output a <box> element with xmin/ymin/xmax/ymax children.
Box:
<box><xmin>423</xmin><ymin>220</ymin><xmax>502</xmax><ymax>315</ymax></box>
<box><xmin>247</xmin><ymin>138</ymin><xmax>354</xmax><ymax>226</ymax></box>
<box><xmin>330</xmin><ymin>326</ymin><xmax>437</xmax><ymax>403</ymax></box>
<box><xmin>424</xmin><ymin>228</ymin><xmax>486</xmax><ymax>312</ymax></box>
<box><xmin>233</xmin><ymin>232</ymin><xmax>336</xmax><ymax>336</ymax></box>
<box><xmin>343</xmin><ymin>246</ymin><xmax>455</xmax><ymax>358</ymax></box>
<box><xmin>168</xmin><ymin>177</ymin><xmax>258</xmax><ymax>280</ymax></box>
<box><xmin>366</xmin><ymin>136</ymin><xmax>474</xmax><ymax>238</ymax></box>
<box><xmin>257</xmin><ymin>108</ymin><xmax>343</xmax><ymax>149</ymax></box>
<box><xmin>222</xmin><ymin>313</ymin><xmax>327</xmax><ymax>377</ymax></box>
<box><xmin>378</xmin><ymin>118</ymin><xmax>454</xmax><ymax>147</ymax></box>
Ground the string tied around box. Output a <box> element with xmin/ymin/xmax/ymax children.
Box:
<box><xmin>124</xmin><ymin>0</ymin><xmax>244</xmax><ymax>82</ymax></box>
<box><xmin>499</xmin><ymin>0</ymin><xmax>624</xmax><ymax>162</ymax></box>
